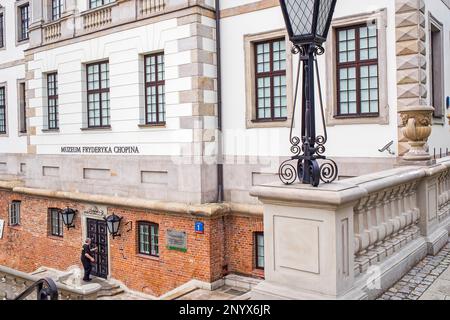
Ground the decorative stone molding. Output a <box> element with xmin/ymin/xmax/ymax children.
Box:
<box><xmin>395</xmin><ymin>0</ymin><xmax>428</xmax><ymax>157</ymax></box>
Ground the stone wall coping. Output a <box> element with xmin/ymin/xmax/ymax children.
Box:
<box><xmin>251</xmin><ymin>160</ymin><xmax>450</xmax><ymax>208</ymax></box>
<box><xmin>0</xmin><ymin>183</ymin><xmax>263</xmax><ymax>217</ymax></box>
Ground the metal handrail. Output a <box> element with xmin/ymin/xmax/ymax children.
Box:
<box><xmin>13</xmin><ymin>278</ymin><xmax>58</xmax><ymax>300</ymax></box>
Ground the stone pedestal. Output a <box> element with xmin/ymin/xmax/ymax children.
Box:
<box><xmin>249</xmin><ymin>182</ymin><xmax>365</xmax><ymax>300</ymax></box>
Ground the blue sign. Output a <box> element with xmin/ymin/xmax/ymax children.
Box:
<box><xmin>195</xmin><ymin>221</ymin><xmax>204</xmax><ymax>234</ymax></box>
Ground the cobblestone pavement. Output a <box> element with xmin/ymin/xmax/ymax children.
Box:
<box><xmin>379</xmin><ymin>240</ymin><xmax>450</xmax><ymax>300</ymax></box>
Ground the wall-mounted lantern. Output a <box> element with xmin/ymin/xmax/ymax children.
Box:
<box><xmin>61</xmin><ymin>208</ymin><xmax>77</xmax><ymax>230</ymax></box>
<box><xmin>104</xmin><ymin>214</ymin><xmax>123</xmax><ymax>239</ymax></box>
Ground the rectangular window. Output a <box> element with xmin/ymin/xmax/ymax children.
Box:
<box><xmin>18</xmin><ymin>4</ymin><xmax>30</xmax><ymax>42</ymax></box>
<box><xmin>51</xmin><ymin>0</ymin><xmax>64</xmax><ymax>21</ymax></box>
<box><xmin>19</xmin><ymin>82</ymin><xmax>26</xmax><ymax>133</ymax></box>
<box><xmin>47</xmin><ymin>73</ymin><xmax>59</xmax><ymax>130</ymax></box>
<box><xmin>0</xmin><ymin>13</ymin><xmax>4</xmax><ymax>48</ymax></box>
<box><xmin>0</xmin><ymin>87</ymin><xmax>6</xmax><ymax>134</ymax></box>
<box><xmin>138</xmin><ymin>222</ymin><xmax>159</xmax><ymax>257</ymax></box>
<box><xmin>144</xmin><ymin>53</ymin><xmax>165</xmax><ymax>125</ymax></box>
<box><xmin>49</xmin><ymin>208</ymin><xmax>63</xmax><ymax>237</ymax></box>
<box><xmin>9</xmin><ymin>201</ymin><xmax>21</xmax><ymax>226</ymax></box>
<box><xmin>87</xmin><ymin>61</ymin><xmax>110</xmax><ymax>128</ymax></box>
<box><xmin>89</xmin><ymin>0</ymin><xmax>114</xmax><ymax>9</ymax></box>
<box><xmin>430</xmin><ymin>21</ymin><xmax>444</xmax><ymax>118</ymax></box>
<box><xmin>255</xmin><ymin>232</ymin><xmax>264</xmax><ymax>269</ymax></box>
<box><xmin>336</xmin><ymin>24</ymin><xmax>379</xmax><ymax>117</ymax></box>
<box><xmin>255</xmin><ymin>38</ymin><xmax>287</xmax><ymax>121</ymax></box>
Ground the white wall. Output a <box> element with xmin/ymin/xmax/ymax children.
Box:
<box><xmin>29</xmin><ymin>17</ymin><xmax>196</xmax><ymax>156</ymax></box>
<box><xmin>0</xmin><ymin>0</ymin><xmax>29</xmax><ymax>154</ymax></box>
<box><xmin>220</xmin><ymin>0</ymin><xmax>400</xmax><ymax>159</ymax></box>
<box><xmin>426</xmin><ymin>0</ymin><xmax>450</xmax><ymax>154</ymax></box>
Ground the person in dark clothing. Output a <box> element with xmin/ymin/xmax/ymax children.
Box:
<box><xmin>81</xmin><ymin>238</ymin><xmax>98</xmax><ymax>282</ymax></box>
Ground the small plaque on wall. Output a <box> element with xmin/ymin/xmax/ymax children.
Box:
<box><xmin>0</xmin><ymin>219</ymin><xmax>4</xmax><ymax>239</ymax></box>
<box><xmin>166</xmin><ymin>229</ymin><xmax>187</xmax><ymax>252</ymax></box>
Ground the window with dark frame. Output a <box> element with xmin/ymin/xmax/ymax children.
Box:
<box><xmin>9</xmin><ymin>201</ymin><xmax>21</xmax><ymax>226</ymax></box>
<box><xmin>138</xmin><ymin>222</ymin><xmax>159</xmax><ymax>257</ymax></box>
<box><xmin>255</xmin><ymin>38</ymin><xmax>287</xmax><ymax>121</ymax></box>
<box><xmin>255</xmin><ymin>232</ymin><xmax>264</xmax><ymax>270</ymax></box>
<box><xmin>19</xmin><ymin>82</ymin><xmax>26</xmax><ymax>133</ymax></box>
<box><xmin>89</xmin><ymin>0</ymin><xmax>114</xmax><ymax>9</ymax></box>
<box><xmin>49</xmin><ymin>208</ymin><xmax>63</xmax><ymax>237</ymax></box>
<box><xmin>336</xmin><ymin>24</ymin><xmax>379</xmax><ymax>117</ymax></box>
<box><xmin>0</xmin><ymin>13</ymin><xmax>4</xmax><ymax>48</ymax></box>
<box><xmin>47</xmin><ymin>73</ymin><xmax>59</xmax><ymax>130</ymax></box>
<box><xmin>144</xmin><ymin>53</ymin><xmax>165</xmax><ymax>125</ymax></box>
<box><xmin>87</xmin><ymin>61</ymin><xmax>110</xmax><ymax>128</ymax></box>
<box><xmin>0</xmin><ymin>87</ymin><xmax>6</xmax><ymax>134</ymax></box>
<box><xmin>18</xmin><ymin>3</ymin><xmax>30</xmax><ymax>42</ymax></box>
<box><xmin>51</xmin><ymin>0</ymin><xmax>64</xmax><ymax>21</ymax></box>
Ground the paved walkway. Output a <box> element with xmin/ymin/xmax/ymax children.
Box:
<box><xmin>379</xmin><ymin>239</ymin><xmax>450</xmax><ymax>300</ymax></box>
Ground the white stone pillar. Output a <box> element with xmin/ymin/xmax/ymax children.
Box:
<box><xmin>250</xmin><ymin>182</ymin><xmax>365</xmax><ymax>300</ymax></box>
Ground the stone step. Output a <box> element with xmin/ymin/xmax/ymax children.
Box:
<box><xmin>97</xmin><ymin>287</ymin><xmax>125</xmax><ymax>298</ymax></box>
<box><xmin>224</xmin><ymin>274</ymin><xmax>262</xmax><ymax>291</ymax></box>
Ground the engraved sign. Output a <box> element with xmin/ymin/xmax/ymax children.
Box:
<box><xmin>84</xmin><ymin>205</ymin><xmax>107</xmax><ymax>217</ymax></box>
<box><xmin>166</xmin><ymin>229</ymin><xmax>187</xmax><ymax>252</ymax></box>
<box><xmin>0</xmin><ymin>219</ymin><xmax>4</xmax><ymax>239</ymax></box>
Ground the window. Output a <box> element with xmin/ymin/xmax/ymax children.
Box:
<box><xmin>51</xmin><ymin>0</ymin><xmax>64</xmax><ymax>21</ymax></box>
<box><xmin>336</xmin><ymin>24</ymin><xmax>379</xmax><ymax>117</ymax></box>
<box><xmin>47</xmin><ymin>73</ymin><xmax>59</xmax><ymax>130</ymax></box>
<box><xmin>429</xmin><ymin>16</ymin><xmax>444</xmax><ymax>119</ymax></box>
<box><xmin>19</xmin><ymin>82</ymin><xmax>26</xmax><ymax>133</ymax></box>
<box><xmin>0</xmin><ymin>87</ymin><xmax>6</xmax><ymax>134</ymax></box>
<box><xmin>255</xmin><ymin>232</ymin><xmax>264</xmax><ymax>269</ymax></box>
<box><xmin>9</xmin><ymin>201</ymin><xmax>21</xmax><ymax>226</ymax></box>
<box><xmin>254</xmin><ymin>38</ymin><xmax>287</xmax><ymax>121</ymax></box>
<box><xmin>138</xmin><ymin>222</ymin><xmax>159</xmax><ymax>257</ymax></box>
<box><xmin>49</xmin><ymin>208</ymin><xmax>63</xmax><ymax>237</ymax></box>
<box><xmin>87</xmin><ymin>61</ymin><xmax>110</xmax><ymax>128</ymax></box>
<box><xmin>89</xmin><ymin>0</ymin><xmax>114</xmax><ymax>9</ymax></box>
<box><xmin>18</xmin><ymin>3</ymin><xmax>30</xmax><ymax>42</ymax></box>
<box><xmin>0</xmin><ymin>12</ymin><xmax>4</xmax><ymax>48</ymax></box>
<box><xmin>144</xmin><ymin>53</ymin><xmax>165</xmax><ymax>124</ymax></box>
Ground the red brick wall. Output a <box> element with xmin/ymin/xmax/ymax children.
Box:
<box><xmin>0</xmin><ymin>190</ymin><xmax>264</xmax><ymax>296</ymax></box>
<box><xmin>224</xmin><ymin>214</ymin><xmax>264</xmax><ymax>279</ymax></box>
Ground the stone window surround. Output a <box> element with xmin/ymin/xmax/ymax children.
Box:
<box><xmin>325</xmin><ymin>9</ymin><xmax>389</xmax><ymax>126</ymax></box>
<box><xmin>41</xmin><ymin>71</ymin><xmax>60</xmax><ymax>132</ymax></box>
<box><xmin>244</xmin><ymin>29</ymin><xmax>294</xmax><ymax>129</ymax></box>
<box><xmin>428</xmin><ymin>13</ymin><xmax>445</xmax><ymax>125</ymax></box>
<box><xmin>0</xmin><ymin>82</ymin><xmax>9</xmax><ymax>137</ymax></box>
<box><xmin>17</xmin><ymin>79</ymin><xmax>27</xmax><ymax>137</ymax></box>
<box><xmin>138</xmin><ymin>51</ymin><xmax>167</xmax><ymax>129</ymax></box>
<box><xmin>43</xmin><ymin>0</ymin><xmax>67</xmax><ymax>22</ymax></box>
<box><xmin>15</xmin><ymin>0</ymin><xmax>30</xmax><ymax>46</ymax></box>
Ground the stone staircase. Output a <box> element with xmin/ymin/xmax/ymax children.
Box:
<box><xmin>93</xmin><ymin>279</ymin><xmax>125</xmax><ymax>298</ymax></box>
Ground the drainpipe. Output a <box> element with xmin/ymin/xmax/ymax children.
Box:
<box><xmin>215</xmin><ymin>0</ymin><xmax>224</xmax><ymax>203</ymax></box>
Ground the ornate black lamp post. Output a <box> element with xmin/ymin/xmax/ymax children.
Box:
<box><xmin>278</xmin><ymin>0</ymin><xmax>338</xmax><ymax>187</ymax></box>
<box><xmin>61</xmin><ymin>208</ymin><xmax>77</xmax><ymax>230</ymax></box>
<box><xmin>104</xmin><ymin>214</ymin><xmax>123</xmax><ymax>239</ymax></box>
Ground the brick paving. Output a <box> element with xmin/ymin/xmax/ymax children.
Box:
<box><xmin>379</xmin><ymin>240</ymin><xmax>450</xmax><ymax>300</ymax></box>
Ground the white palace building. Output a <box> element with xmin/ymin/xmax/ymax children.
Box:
<box><xmin>0</xmin><ymin>0</ymin><xmax>449</xmax><ymax>300</ymax></box>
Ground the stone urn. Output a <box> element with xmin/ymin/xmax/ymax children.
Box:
<box><xmin>398</xmin><ymin>105</ymin><xmax>434</xmax><ymax>161</ymax></box>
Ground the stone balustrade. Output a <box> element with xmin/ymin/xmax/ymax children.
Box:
<box><xmin>29</xmin><ymin>0</ymin><xmax>211</xmax><ymax>47</ymax></box>
<box><xmin>82</xmin><ymin>4</ymin><xmax>113</xmax><ymax>32</ymax></box>
<box><xmin>353</xmin><ymin>179</ymin><xmax>421</xmax><ymax>276</ymax></box>
<box><xmin>140</xmin><ymin>0</ymin><xmax>166</xmax><ymax>16</ymax></box>
<box><xmin>43</xmin><ymin>21</ymin><xmax>62</xmax><ymax>43</ymax></box>
<box><xmin>251</xmin><ymin>157</ymin><xmax>450</xmax><ymax>300</ymax></box>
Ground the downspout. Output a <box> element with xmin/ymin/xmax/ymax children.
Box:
<box><xmin>215</xmin><ymin>0</ymin><xmax>224</xmax><ymax>203</ymax></box>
